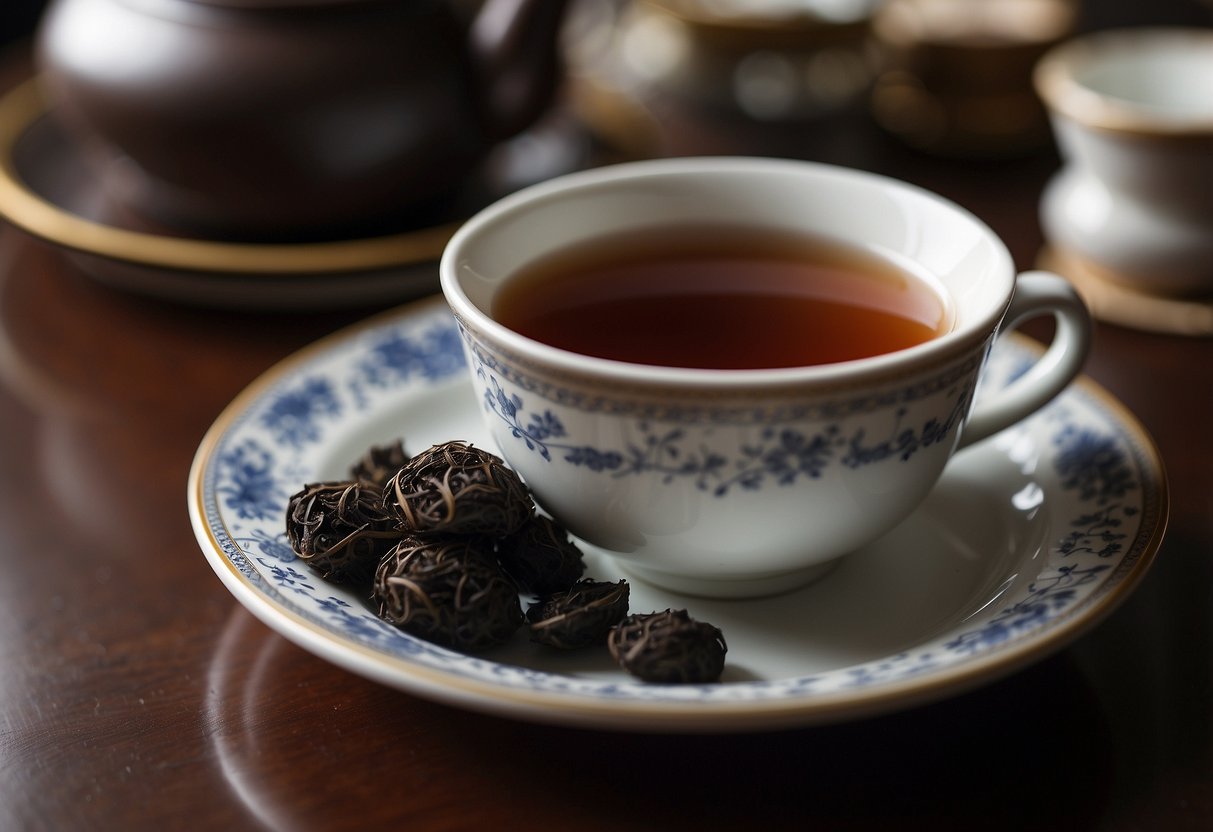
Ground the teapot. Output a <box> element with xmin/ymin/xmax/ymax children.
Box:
<box><xmin>35</xmin><ymin>0</ymin><xmax>572</xmax><ymax>238</ymax></box>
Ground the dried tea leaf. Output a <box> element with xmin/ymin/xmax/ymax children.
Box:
<box><xmin>373</xmin><ymin>534</ymin><xmax>522</xmax><ymax>652</ymax></box>
<box><xmin>608</xmin><ymin>609</ymin><xmax>727</xmax><ymax>683</ymax></box>
<box><xmin>497</xmin><ymin>514</ymin><xmax>586</xmax><ymax>596</ymax></box>
<box><xmin>383</xmin><ymin>441</ymin><xmax>533</xmax><ymax>536</ymax></box>
<box><xmin>526</xmin><ymin>579</ymin><xmax>630</xmax><ymax>649</ymax></box>
<box><xmin>286</xmin><ymin>480</ymin><xmax>399</xmax><ymax>588</ymax></box>
<box><xmin>350</xmin><ymin>439</ymin><xmax>410</xmax><ymax>489</ymax></box>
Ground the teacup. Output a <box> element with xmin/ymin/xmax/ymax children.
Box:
<box><xmin>1035</xmin><ymin>27</ymin><xmax>1213</xmax><ymax>296</ymax></box>
<box><xmin>440</xmin><ymin>157</ymin><xmax>1090</xmax><ymax>598</ymax></box>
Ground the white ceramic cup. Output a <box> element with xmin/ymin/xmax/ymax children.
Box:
<box><xmin>440</xmin><ymin>157</ymin><xmax>1091</xmax><ymax>598</ymax></box>
<box><xmin>1035</xmin><ymin>27</ymin><xmax>1213</xmax><ymax>296</ymax></box>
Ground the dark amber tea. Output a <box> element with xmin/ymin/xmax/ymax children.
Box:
<box><xmin>492</xmin><ymin>226</ymin><xmax>951</xmax><ymax>370</ymax></box>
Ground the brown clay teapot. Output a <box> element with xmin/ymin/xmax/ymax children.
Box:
<box><xmin>35</xmin><ymin>0</ymin><xmax>572</xmax><ymax>238</ymax></box>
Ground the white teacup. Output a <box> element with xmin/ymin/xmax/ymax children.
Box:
<box><xmin>440</xmin><ymin>157</ymin><xmax>1091</xmax><ymax>598</ymax></box>
<box><xmin>1035</xmin><ymin>27</ymin><xmax>1213</xmax><ymax>296</ymax></box>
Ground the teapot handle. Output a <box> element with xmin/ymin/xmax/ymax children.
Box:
<box><xmin>470</xmin><ymin>0</ymin><xmax>573</xmax><ymax>141</ymax></box>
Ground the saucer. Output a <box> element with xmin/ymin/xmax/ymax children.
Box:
<box><xmin>1039</xmin><ymin>245</ymin><xmax>1213</xmax><ymax>336</ymax></box>
<box><xmin>188</xmin><ymin>296</ymin><xmax>1167</xmax><ymax>732</ymax></box>
<box><xmin>0</xmin><ymin>79</ymin><xmax>588</xmax><ymax>309</ymax></box>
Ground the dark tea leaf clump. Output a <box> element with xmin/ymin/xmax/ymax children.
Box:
<box><xmin>383</xmin><ymin>441</ymin><xmax>533</xmax><ymax>536</ymax></box>
<box><xmin>608</xmin><ymin>609</ymin><xmax>727</xmax><ymax>684</ymax></box>
<box><xmin>373</xmin><ymin>534</ymin><xmax>522</xmax><ymax>652</ymax></box>
<box><xmin>497</xmin><ymin>514</ymin><xmax>587</xmax><ymax>596</ymax></box>
<box><xmin>285</xmin><ymin>481</ymin><xmax>399</xmax><ymax>588</ymax></box>
<box><xmin>526</xmin><ymin>579</ymin><xmax>630</xmax><ymax>649</ymax></box>
<box><xmin>282</xmin><ymin>438</ymin><xmax>728</xmax><ymax>679</ymax></box>
<box><xmin>350</xmin><ymin>439</ymin><xmax>410</xmax><ymax>489</ymax></box>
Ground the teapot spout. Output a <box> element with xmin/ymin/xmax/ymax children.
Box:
<box><xmin>470</xmin><ymin>0</ymin><xmax>572</xmax><ymax>142</ymax></box>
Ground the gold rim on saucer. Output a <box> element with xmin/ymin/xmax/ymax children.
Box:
<box><xmin>0</xmin><ymin>78</ymin><xmax>460</xmax><ymax>276</ymax></box>
<box><xmin>1039</xmin><ymin>245</ymin><xmax>1213</xmax><ymax>336</ymax></box>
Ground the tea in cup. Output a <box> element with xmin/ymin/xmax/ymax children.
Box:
<box><xmin>1035</xmin><ymin>27</ymin><xmax>1213</xmax><ymax>296</ymax></box>
<box><xmin>440</xmin><ymin>157</ymin><xmax>1091</xmax><ymax>598</ymax></box>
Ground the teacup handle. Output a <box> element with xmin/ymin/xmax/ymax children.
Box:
<box><xmin>957</xmin><ymin>270</ymin><xmax>1092</xmax><ymax>448</ymax></box>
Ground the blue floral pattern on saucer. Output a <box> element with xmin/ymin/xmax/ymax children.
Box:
<box><xmin>189</xmin><ymin>297</ymin><xmax>1166</xmax><ymax>730</ymax></box>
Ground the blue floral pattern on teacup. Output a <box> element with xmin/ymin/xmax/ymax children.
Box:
<box><xmin>463</xmin><ymin>330</ymin><xmax>985</xmax><ymax>425</ymax></box>
<box><xmin>476</xmin><ymin>369</ymin><xmax>973</xmax><ymax>496</ymax></box>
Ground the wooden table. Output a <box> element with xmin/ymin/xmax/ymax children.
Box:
<box><xmin>2</xmin><ymin>9</ymin><xmax>1211</xmax><ymax>828</ymax></box>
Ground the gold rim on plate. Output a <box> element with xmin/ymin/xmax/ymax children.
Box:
<box><xmin>0</xmin><ymin>78</ymin><xmax>460</xmax><ymax>276</ymax></box>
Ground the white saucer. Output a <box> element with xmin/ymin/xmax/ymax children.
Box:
<box><xmin>188</xmin><ymin>296</ymin><xmax>1167</xmax><ymax>732</ymax></box>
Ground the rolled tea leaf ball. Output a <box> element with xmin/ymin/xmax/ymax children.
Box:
<box><xmin>373</xmin><ymin>533</ymin><xmax>523</xmax><ymax>652</ymax></box>
<box><xmin>497</xmin><ymin>514</ymin><xmax>586</xmax><ymax>596</ymax></box>
<box><xmin>608</xmin><ymin>609</ymin><xmax>727</xmax><ymax>684</ymax></box>
<box><xmin>383</xmin><ymin>441</ymin><xmax>533</xmax><ymax>537</ymax></box>
<box><xmin>285</xmin><ymin>480</ymin><xmax>399</xmax><ymax>588</ymax></box>
<box><xmin>526</xmin><ymin>579</ymin><xmax>630</xmax><ymax>649</ymax></box>
<box><xmin>350</xmin><ymin>439</ymin><xmax>410</xmax><ymax>489</ymax></box>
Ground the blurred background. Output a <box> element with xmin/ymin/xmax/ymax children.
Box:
<box><xmin>4</xmin><ymin>0</ymin><xmax>1211</xmax><ymax>49</ymax></box>
<box><xmin>1</xmin><ymin>0</ymin><xmax>44</xmax><ymax>48</ymax></box>
<box><xmin>7</xmin><ymin>1</ymin><xmax>1207</xmax><ymax>178</ymax></box>
<box><xmin>0</xmin><ymin>0</ymin><xmax>1209</xmax><ymax>311</ymax></box>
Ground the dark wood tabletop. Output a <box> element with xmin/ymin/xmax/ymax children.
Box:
<box><xmin>1</xmin><ymin>3</ymin><xmax>1211</xmax><ymax>830</ymax></box>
